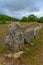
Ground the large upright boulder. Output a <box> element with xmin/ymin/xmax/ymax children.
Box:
<box><xmin>5</xmin><ymin>22</ymin><xmax>24</xmax><ymax>51</ymax></box>
<box><xmin>24</xmin><ymin>28</ymin><xmax>34</xmax><ymax>44</ymax></box>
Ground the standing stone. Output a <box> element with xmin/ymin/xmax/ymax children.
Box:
<box><xmin>24</xmin><ymin>28</ymin><xmax>34</xmax><ymax>44</ymax></box>
<box><xmin>5</xmin><ymin>22</ymin><xmax>24</xmax><ymax>51</ymax></box>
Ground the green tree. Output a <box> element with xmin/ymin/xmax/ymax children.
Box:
<box><xmin>28</xmin><ymin>14</ymin><xmax>38</xmax><ymax>22</ymax></box>
<box><xmin>21</xmin><ymin>16</ymin><xmax>27</xmax><ymax>22</ymax></box>
<box><xmin>39</xmin><ymin>17</ymin><xmax>43</xmax><ymax>23</ymax></box>
<box><xmin>0</xmin><ymin>14</ymin><xmax>20</xmax><ymax>22</ymax></box>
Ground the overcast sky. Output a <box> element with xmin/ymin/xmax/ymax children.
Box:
<box><xmin>0</xmin><ymin>0</ymin><xmax>43</xmax><ymax>19</ymax></box>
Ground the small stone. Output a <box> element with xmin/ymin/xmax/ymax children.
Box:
<box><xmin>31</xmin><ymin>42</ymin><xmax>34</xmax><ymax>46</ymax></box>
<box><xmin>13</xmin><ymin>51</ymin><xmax>24</xmax><ymax>58</ymax></box>
<box><xmin>4</xmin><ymin>54</ymin><xmax>12</xmax><ymax>58</ymax></box>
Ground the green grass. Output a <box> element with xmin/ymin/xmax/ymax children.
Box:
<box><xmin>0</xmin><ymin>44</ymin><xmax>7</xmax><ymax>54</ymax></box>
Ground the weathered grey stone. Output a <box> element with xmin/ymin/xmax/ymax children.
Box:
<box><xmin>34</xmin><ymin>26</ymin><xmax>42</xmax><ymax>37</ymax></box>
<box><xmin>5</xmin><ymin>22</ymin><xmax>24</xmax><ymax>51</ymax></box>
<box><xmin>24</xmin><ymin>28</ymin><xmax>34</xmax><ymax>44</ymax></box>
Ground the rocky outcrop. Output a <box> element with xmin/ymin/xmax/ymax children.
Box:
<box><xmin>5</xmin><ymin>22</ymin><xmax>24</xmax><ymax>51</ymax></box>
<box><xmin>5</xmin><ymin>22</ymin><xmax>42</xmax><ymax>51</ymax></box>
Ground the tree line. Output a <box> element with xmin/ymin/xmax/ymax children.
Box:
<box><xmin>21</xmin><ymin>14</ymin><xmax>43</xmax><ymax>23</ymax></box>
<box><xmin>0</xmin><ymin>14</ymin><xmax>20</xmax><ymax>24</ymax></box>
<box><xmin>0</xmin><ymin>14</ymin><xmax>43</xmax><ymax>24</ymax></box>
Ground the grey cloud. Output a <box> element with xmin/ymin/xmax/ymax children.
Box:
<box><xmin>0</xmin><ymin>0</ymin><xmax>43</xmax><ymax>18</ymax></box>
<box><xmin>0</xmin><ymin>0</ymin><xmax>41</xmax><ymax>11</ymax></box>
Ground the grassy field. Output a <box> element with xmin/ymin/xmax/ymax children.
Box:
<box><xmin>0</xmin><ymin>22</ymin><xmax>43</xmax><ymax>65</ymax></box>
